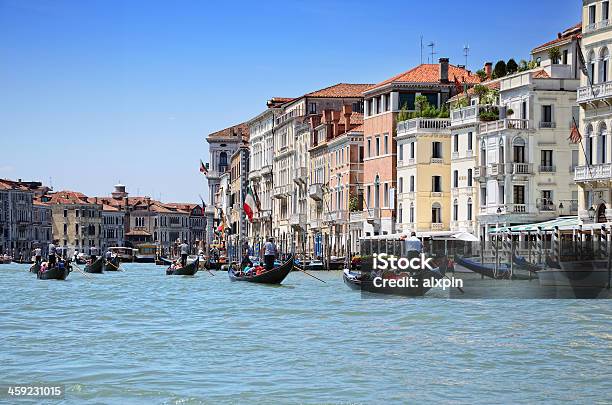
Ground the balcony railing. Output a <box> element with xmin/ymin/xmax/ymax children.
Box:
<box><xmin>309</xmin><ymin>219</ymin><xmax>322</xmax><ymax>229</ymax></box>
<box><xmin>508</xmin><ymin>204</ymin><xmax>527</xmax><ymax>213</ymax></box>
<box><xmin>450</xmin><ymin>104</ymin><xmax>502</xmax><ymax>126</ymax></box>
<box><xmin>536</xmin><ymin>198</ymin><xmax>556</xmax><ymax>212</ymax></box>
<box><xmin>479</xmin><ymin>119</ymin><xmax>530</xmax><ymax>134</ymax></box>
<box><xmin>510</xmin><ymin>163</ymin><xmax>532</xmax><ymax>175</ymax></box>
<box><xmin>261</xmin><ymin>164</ymin><xmax>272</xmax><ymax>176</ymax></box>
<box><xmin>490</xmin><ymin>163</ymin><xmax>505</xmax><ymax>176</ymax></box>
<box><xmin>574</xmin><ymin>163</ymin><xmax>612</xmax><ymax>181</ymax></box>
<box><xmin>431</xmin><ymin>223</ymin><xmax>445</xmax><ymax>231</ymax></box>
<box><xmin>289</xmin><ymin>213</ymin><xmax>306</xmax><ymax>227</ymax></box>
<box><xmin>430</xmin><ymin>157</ymin><xmax>444</xmax><ymax>164</ymax></box>
<box><xmin>366</xmin><ymin>208</ymin><xmax>381</xmax><ymax>223</ymax></box>
<box><xmin>273</xmin><ymin>185</ymin><xmax>290</xmax><ymax>198</ymax></box>
<box><xmin>349</xmin><ymin>211</ymin><xmax>363</xmax><ymax>223</ymax></box>
<box><xmin>293</xmin><ymin>167</ymin><xmax>307</xmax><ymax>183</ymax></box>
<box><xmin>539</xmin><ymin>122</ymin><xmax>556</xmax><ymax>129</ymax></box>
<box><xmin>584</xmin><ymin>19</ymin><xmax>610</xmax><ymax>34</ymax></box>
<box><xmin>474</xmin><ymin>166</ymin><xmax>486</xmax><ymax>179</ymax></box>
<box><xmin>577</xmin><ymin>81</ymin><xmax>612</xmax><ymax>103</ymax></box>
<box><xmin>539</xmin><ymin>165</ymin><xmax>556</xmax><ymax>173</ymax></box>
<box><xmin>330</xmin><ymin>210</ymin><xmax>348</xmax><ymax>224</ymax></box>
<box><xmin>397</xmin><ymin>118</ymin><xmax>451</xmax><ymax>136</ymax></box>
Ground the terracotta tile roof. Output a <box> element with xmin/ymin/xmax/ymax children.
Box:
<box><xmin>532</xmin><ymin>22</ymin><xmax>582</xmax><ymax>53</ymax></box>
<box><xmin>207</xmin><ymin>122</ymin><xmax>249</xmax><ymax>141</ymax></box>
<box><xmin>349</xmin><ymin>124</ymin><xmax>364</xmax><ymax>133</ymax></box>
<box><xmin>101</xmin><ymin>204</ymin><xmax>120</xmax><ymax>212</ymax></box>
<box><xmin>47</xmin><ymin>190</ymin><xmax>92</xmax><ymax>205</ymax></box>
<box><xmin>306</xmin><ymin>83</ymin><xmax>374</xmax><ymax>98</ymax></box>
<box><xmin>126</xmin><ymin>229</ymin><xmax>151</xmax><ymax>236</ymax></box>
<box><xmin>33</xmin><ymin>200</ymin><xmax>50</xmax><ymax>207</ymax></box>
<box><xmin>0</xmin><ymin>178</ymin><xmax>29</xmax><ymax>191</ymax></box>
<box><xmin>372</xmin><ymin>64</ymin><xmax>481</xmax><ymax>91</ymax></box>
<box><xmin>533</xmin><ymin>69</ymin><xmax>550</xmax><ymax>79</ymax></box>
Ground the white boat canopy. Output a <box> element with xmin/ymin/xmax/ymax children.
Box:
<box><xmin>490</xmin><ymin>216</ymin><xmax>579</xmax><ymax>234</ymax></box>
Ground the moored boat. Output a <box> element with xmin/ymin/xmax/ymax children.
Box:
<box><xmin>228</xmin><ymin>255</ymin><xmax>294</xmax><ymax>284</ymax></box>
<box><xmin>108</xmin><ymin>247</ymin><xmax>135</xmax><ymax>263</ymax></box>
<box><xmin>538</xmin><ymin>258</ymin><xmax>612</xmax><ymax>288</ymax></box>
<box><xmin>37</xmin><ymin>262</ymin><xmax>71</xmax><ymax>280</ymax></box>
<box><xmin>134</xmin><ymin>244</ymin><xmax>157</xmax><ymax>263</ymax></box>
<box><xmin>84</xmin><ymin>256</ymin><xmax>104</xmax><ymax>273</ymax></box>
<box><xmin>166</xmin><ymin>258</ymin><xmax>199</xmax><ymax>276</ymax></box>
<box><xmin>455</xmin><ymin>256</ymin><xmax>533</xmax><ymax>280</ymax></box>
<box><xmin>342</xmin><ymin>267</ymin><xmax>444</xmax><ymax>297</ymax></box>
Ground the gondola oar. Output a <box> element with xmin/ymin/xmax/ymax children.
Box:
<box><xmin>71</xmin><ymin>262</ymin><xmax>94</xmax><ymax>279</ymax></box>
<box><xmin>295</xmin><ymin>267</ymin><xmax>326</xmax><ymax>283</ymax></box>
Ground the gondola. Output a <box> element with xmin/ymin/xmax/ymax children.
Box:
<box><xmin>342</xmin><ymin>267</ymin><xmax>444</xmax><ymax>297</ymax></box>
<box><xmin>103</xmin><ymin>256</ymin><xmax>121</xmax><ymax>272</ymax></box>
<box><xmin>84</xmin><ymin>256</ymin><xmax>104</xmax><ymax>273</ymax></box>
<box><xmin>37</xmin><ymin>262</ymin><xmax>71</xmax><ymax>280</ymax></box>
<box><xmin>205</xmin><ymin>258</ymin><xmax>224</xmax><ymax>270</ymax></box>
<box><xmin>455</xmin><ymin>256</ymin><xmax>532</xmax><ymax>280</ymax></box>
<box><xmin>228</xmin><ymin>255</ymin><xmax>293</xmax><ymax>284</ymax></box>
<box><xmin>166</xmin><ymin>258</ymin><xmax>199</xmax><ymax>276</ymax></box>
<box><xmin>156</xmin><ymin>256</ymin><xmax>174</xmax><ymax>266</ymax></box>
<box><xmin>512</xmin><ymin>254</ymin><xmax>542</xmax><ymax>273</ymax></box>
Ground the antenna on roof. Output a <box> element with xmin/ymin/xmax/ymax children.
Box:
<box><xmin>463</xmin><ymin>44</ymin><xmax>470</xmax><ymax>69</ymax></box>
<box><xmin>427</xmin><ymin>41</ymin><xmax>436</xmax><ymax>63</ymax></box>
<box><xmin>420</xmin><ymin>35</ymin><xmax>423</xmax><ymax>64</ymax></box>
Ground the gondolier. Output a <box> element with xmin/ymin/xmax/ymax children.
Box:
<box><xmin>179</xmin><ymin>239</ymin><xmax>189</xmax><ymax>267</ymax></box>
<box><xmin>263</xmin><ymin>237</ymin><xmax>277</xmax><ymax>271</ymax></box>
<box><xmin>33</xmin><ymin>246</ymin><xmax>42</xmax><ymax>264</ymax></box>
<box><xmin>90</xmin><ymin>247</ymin><xmax>98</xmax><ymax>263</ymax></box>
<box><xmin>48</xmin><ymin>241</ymin><xmax>57</xmax><ymax>267</ymax></box>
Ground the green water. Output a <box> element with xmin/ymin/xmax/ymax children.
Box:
<box><xmin>0</xmin><ymin>263</ymin><xmax>610</xmax><ymax>404</ymax></box>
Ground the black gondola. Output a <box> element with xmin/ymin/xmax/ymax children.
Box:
<box><xmin>342</xmin><ymin>268</ymin><xmax>444</xmax><ymax>297</ymax></box>
<box><xmin>84</xmin><ymin>256</ymin><xmax>104</xmax><ymax>273</ymax></box>
<box><xmin>166</xmin><ymin>258</ymin><xmax>199</xmax><ymax>276</ymax></box>
<box><xmin>30</xmin><ymin>262</ymin><xmax>41</xmax><ymax>273</ymax></box>
<box><xmin>512</xmin><ymin>254</ymin><xmax>542</xmax><ymax>273</ymax></box>
<box><xmin>228</xmin><ymin>255</ymin><xmax>293</xmax><ymax>284</ymax></box>
<box><xmin>37</xmin><ymin>263</ymin><xmax>71</xmax><ymax>280</ymax></box>
<box><xmin>455</xmin><ymin>256</ymin><xmax>532</xmax><ymax>280</ymax></box>
<box><xmin>103</xmin><ymin>256</ymin><xmax>121</xmax><ymax>272</ymax></box>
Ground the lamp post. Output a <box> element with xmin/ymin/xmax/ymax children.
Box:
<box><xmin>588</xmin><ymin>206</ymin><xmax>596</xmax><ymax>222</ymax></box>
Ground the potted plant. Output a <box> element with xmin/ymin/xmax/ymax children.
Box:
<box><xmin>548</xmin><ymin>46</ymin><xmax>562</xmax><ymax>64</ymax></box>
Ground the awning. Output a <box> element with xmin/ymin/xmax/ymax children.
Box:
<box><xmin>490</xmin><ymin>216</ymin><xmax>579</xmax><ymax>234</ymax></box>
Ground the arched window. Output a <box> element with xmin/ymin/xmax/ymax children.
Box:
<box><xmin>599</xmin><ymin>47</ymin><xmax>609</xmax><ymax>83</ymax></box>
<box><xmin>467</xmin><ymin>198</ymin><xmax>473</xmax><ymax>221</ymax></box>
<box><xmin>599</xmin><ymin>122</ymin><xmax>608</xmax><ymax>164</ymax></box>
<box><xmin>219</xmin><ymin>152</ymin><xmax>228</xmax><ymax>171</ymax></box>
<box><xmin>586</xmin><ymin>124</ymin><xmax>594</xmax><ymax>165</ymax></box>
<box><xmin>453</xmin><ymin>199</ymin><xmax>459</xmax><ymax>221</ymax></box>
<box><xmin>512</xmin><ymin>137</ymin><xmax>526</xmax><ymax>163</ymax></box>
<box><xmin>588</xmin><ymin>50</ymin><xmax>596</xmax><ymax>82</ymax></box>
<box><xmin>432</xmin><ymin>202</ymin><xmax>442</xmax><ymax>224</ymax></box>
<box><xmin>374</xmin><ymin>174</ymin><xmax>380</xmax><ymax>208</ymax></box>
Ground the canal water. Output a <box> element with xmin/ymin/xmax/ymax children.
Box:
<box><xmin>1</xmin><ymin>263</ymin><xmax>610</xmax><ymax>404</ymax></box>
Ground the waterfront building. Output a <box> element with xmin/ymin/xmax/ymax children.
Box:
<box><xmin>576</xmin><ymin>0</ymin><xmax>612</xmax><ymax>225</ymax></box>
<box><xmin>272</xmin><ymin>83</ymin><xmax>370</xmax><ymax>254</ymax></box>
<box><xmin>99</xmin><ymin>203</ymin><xmax>125</xmax><ymax>251</ymax></box>
<box><xmin>47</xmin><ymin>191</ymin><xmax>103</xmax><ymax>255</ymax></box>
<box><xmin>204</xmin><ymin>123</ymin><xmax>248</xmax><ymax>248</ymax></box>
<box><xmin>246</xmin><ymin>99</ymin><xmax>287</xmax><ymax>248</ymax></box>
<box><xmin>396</xmin><ymin>117</ymin><xmax>452</xmax><ymax>235</ymax></box>
<box><xmin>228</xmin><ymin>141</ymin><xmax>249</xmax><ymax>260</ymax></box>
<box><xmin>324</xmin><ymin>105</ymin><xmax>364</xmax><ymax>256</ymax></box>
<box><xmin>362</xmin><ymin>59</ymin><xmax>479</xmax><ymax>236</ymax></box>
<box><xmin>0</xmin><ymin>179</ymin><xmax>52</xmax><ymax>258</ymax></box>
<box><xmin>474</xmin><ymin>36</ymin><xmax>580</xmax><ymax>237</ymax></box>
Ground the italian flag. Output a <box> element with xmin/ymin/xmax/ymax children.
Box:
<box><xmin>243</xmin><ymin>186</ymin><xmax>257</xmax><ymax>222</ymax></box>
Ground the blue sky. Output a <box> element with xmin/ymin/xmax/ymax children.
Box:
<box><xmin>0</xmin><ymin>0</ymin><xmax>579</xmax><ymax>202</ymax></box>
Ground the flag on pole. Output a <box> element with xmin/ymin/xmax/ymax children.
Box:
<box><xmin>199</xmin><ymin>160</ymin><xmax>208</xmax><ymax>175</ymax></box>
<box><xmin>243</xmin><ymin>186</ymin><xmax>257</xmax><ymax>222</ymax></box>
<box><xmin>576</xmin><ymin>44</ymin><xmax>590</xmax><ymax>82</ymax></box>
<box><xmin>569</xmin><ymin>118</ymin><xmax>582</xmax><ymax>144</ymax></box>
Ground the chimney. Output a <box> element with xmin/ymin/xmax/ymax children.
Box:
<box><xmin>309</xmin><ymin>115</ymin><xmax>321</xmax><ymax>129</ymax></box>
<box><xmin>485</xmin><ymin>62</ymin><xmax>493</xmax><ymax>80</ymax></box>
<box><xmin>330</xmin><ymin>110</ymin><xmax>341</xmax><ymax>138</ymax></box>
<box><xmin>342</xmin><ymin>104</ymin><xmax>353</xmax><ymax>131</ymax></box>
<box><xmin>439</xmin><ymin>58</ymin><xmax>449</xmax><ymax>83</ymax></box>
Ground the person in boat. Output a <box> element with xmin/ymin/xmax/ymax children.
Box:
<box><xmin>403</xmin><ymin>232</ymin><xmax>423</xmax><ymax>261</ymax></box>
<box><xmin>32</xmin><ymin>245</ymin><xmax>42</xmax><ymax>265</ymax></box>
<box><xmin>91</xmin><ymin>247</ymin><xmax>99</xmax><ymax>263</ymax></box>
<box><xmin>105</xmin><ymin>250</ymin><xmax>113</xmax><ymax>264</ymax></box>
<box><xmin>262</xmin><ymin>237</ymin><xmax>277</xmax><ymax>271</ymax></box>
<box><xmin>48</xmin><ymin>241</ymin><xmax>57</xmax><ymax>267</ymax></box>
<box><xmin>179</xmin><ymin>239</ymin><xmax>189</xmax><ymax>267</ymax></box>
<box><xmin>240</xmin><ymin>252</ymin><xmax>253</xmax><ymax>271</ymax></box>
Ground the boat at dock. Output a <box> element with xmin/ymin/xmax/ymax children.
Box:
<box><xmin>295</xmin><ymin>258</ymin><xmax>325</xmax><ymax>271</ymax></box>
<box><xmin>455</xmin><ymin>256</ymin><xmax>534</xmax><ymax>280</ymax></box>
<box><xmin>538</xmin><ymin>258</ymin><xmax>612</xmax><ymax>288</ymax></box>
<box><xmin>134</xmin><ymin>244</ymin><xmax>156</xmax><ymax>263</ymax></box>
<box><xmin>108</xmin><ymin>247</ymin><xmax>135</xmax><ymax>263</ymax></box>
<box><xmin>228</xmin><ymin>255</ymin><xmax>294</xmax><ymax>284</ymax></box>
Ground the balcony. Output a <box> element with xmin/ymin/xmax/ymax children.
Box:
<box><xmin>431</xmin><ymin>223</ymin><xmax>445</xmax><ymax>231</ymax></box>
<box><xmin>366</xmin><ymin>208</ymin><xmax>381</xmax><ymax>224</ymax></box>
<box><xmin>490</xmin><ymin>163</ymin><xmax>505</xmax><ymax>177</ymax></box>
<box><xmin>577</xmin><ymin>81</ymin><xmax>612</xmax><ymax>104</ymax></box>
<box><xmin>397</xmin><ymin>118</ymin><xmax>451</xmax><ymax>137</ymax></box>
<box><xmin>584</xmin><ymin>19</ymin><xmax>610</xmax><ymax>35</ymax></box>
<box><xmin>479</xmin><ymin>119</ymin><xmax>530</xmax><ymax>135</ymax></box>
<box><xmin>450</xmin><ymin>104</ymin><xmax>502</xmax><ymax>126</ymax></box>
<box><xmin>289</xmin><ymin>213</ymin><xmax>306</xmax><ymax>228</ymax></box>
<box><xmin>273</xmin><ymin>185</ymin><xmax>290</xmax><ymax>199</ymax></box>
<box><xmin>330</xmin><ymin>210</ymin><xmax>348</xmax><ymax>224</ymax></box>
<box><xmin>261</xmin><ymin>164</ymin><xmax>272</xmax><ymax>177</ymax></box>
<box><xmin>309</xmin><ymin>183</ymin><xmax>323</xmax><ymax>201</ymax></box>
<box><xmin>509</xmin><ymin>163</ymin><xmax>533</xmax><ymax>175</ymax></box>
<box><xmin>536</xmin><ymin>198</ymin><xmax>556</xmax><ymax>212</ymax></box>
<box><xmin>507</xmin><ymin>204</ymin><xmax>527</xmax><ymax>213</ymax></box>
<box><xmin>349</xmin><ymin>211</ymin><xmax>363</xmax><ymax>223</ymax></box>
<box><xmin>430</xmin><ymin>157</ymin><xmax>444</xmax><ymax>164</ymax></box>
<box><xmin>574</xmin><ymin>163</ymin><xmax>612</xmax><ymax>182</ymax></box>
<box><xmin>293</xmin><ymin>167</ymin><xmax>307</xmax><ymax>184</ymax></box>
<box><xmin>248</xmin><ymin>169</ymin><xmax>261</xmax><ymax>181</ymax></box>
<box><xmin>474</xmin><ymin>166</ymin><xmax>486</xmax><ymax>180</ymax></box>
<box><xmin>430</xmin><ymin>191</ymin><xmax>443</xmax><ymax>198</ymax></box>
<box><xmin>558</xmin><ymin>199</ymin><xmax>579</xmax><ymax>215</ymax></box>
<box><xmin>309</xmin><ymin>218</ymin><xmax>322</xmax><ymax>230</ymax></box>
<box><xmin>539</xmin><ymin>122</ymin><xmax>556</xmax><ymax>129</ymax></box>
<box><xmin>539</xmin><ymin>165</ymin><xmax>556</xmax><ymax>173</ymax></box>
